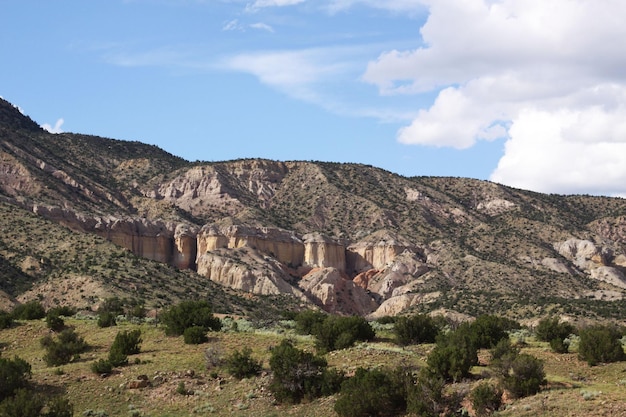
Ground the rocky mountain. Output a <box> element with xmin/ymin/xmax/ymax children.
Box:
<box><xmin>1</xmin><ymin>97</ymin><xmax>625</xmax><ymax>322</ymax></box>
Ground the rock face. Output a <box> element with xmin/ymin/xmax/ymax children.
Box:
<box><xmin>298</xmin><ymin>267</ymin><xmax>378</xmax><ymax>315</ymax></box>
<box><xmin>197</xmin><ymin>224</ymin><xmax>304</xmax><ymax>267</ymax></box>
<box><xmin>303</xmin><ymin>233</ymin><xmax>345</xmax><ymax>271</ymax></box>
<box><xmin>346</xmin><ymin>231</ymin><xmax>423</xmax><ymax>274</ymax></box>
<box><xmin>196</xmin><ymin>247</ymin><xmax>303</xmax><ymax>297</ymax></box>
<box><xmin>554</xmin><ymin>239</ymin><xmax>606</xmax><ymax>269</ymax></box>
<box><xmin>357</xmin><ymin>252</ymin><xmax>429</xmax><ymax>301</ymax></box>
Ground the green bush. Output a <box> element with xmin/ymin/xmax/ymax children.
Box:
<box><xmin>313</xmin><ymin>315</ymin><xmax>375</xmax><ymax>352</ymax></box>
<box><xmin>96</xmin><ymin>312</ymin><xmax>116</xmax><ymax>328</ymax></box>
<box><xmin>0</xmin><ymin>356</ymin><xmax>31</xmax><ymax>401</ymax></box>
<box><xmin>470</xmin><ymin>382</ymin><xmax>502</xmax><ymax>416</ymax></box>
<box><xmin>41</xmin><ymin>329</ymin><xmax>89</xmax><ymax>367</ymax></box>
<box><xmin>97</xmin><ymin>297</ymin><xmax>124</xmax><ymax>316</ymax></box>
<box><xmin>578</xmin><ymin>325</ymin><xmax>626</xmax><ymax>366</ymax></box>
<box><xmin>393</xmin><ymin>314</ymin><xmax>439</xmax><ymax>346</ymax></box>
<box><xmin>268</xmin><ymin>339</ymin><xmax>333</xmax><ymax>404</ymax></box>
<box><xmin>535</xmin><ymin>317</ymin><xmax>574</xmax><ymax>353</ymax></box>
<box><xmin>470</xmin><ymin>315</ymin><xmax>517</xmax><ymax>349</ymax></box>
<box><xmin>501</xmin><ymin>354</ymin><xmax>545</xmax><ymax>398</ymax></box>
<box><xmin>90</xmin><ymin>359</ymin><xmax>113</xmax><ymax>375</ymax></box>
<box><xmin>334</xmin><ymin>367</ymin><xmax>407</xmax><ymax>417</ymax></box>
<box><xmin>12</xmin><ymin>301</ymin><xmax>45</xmax><ymax>320</ymax></box>
<box><xmin>427</xmin><ymin>323</ymin><xmax>478</xmax><ymax>382</ymax></box>
<box><xmin>104</xmin><ymin>329</ymin><xmax>141</xmax><ymax>367</ymax></box>
<box><xmin>160</xmin><ymin>300</ymin><xmax>222</xmax><ymax>336</ymax></box>
<box><xmin>490</xmin><ymin>338</ymin><xmax>520</xmax><ymax>364</ymax></box>
<box><xmin>225</xmin><ymin>347</ymin><xmax>262</xmax><ymax>379</ymax></box>
<box><xmin>0</xmin><ymin>310</ymin><xmax>14</xmax><ymax>329</ymax></box>
<box><xmin>43</xmin><ymin>395</ymin><xmax>74</xmax><ymax>417</ymax></box>
<box><xmin>47</xmin><ymin>306</ymin><xmax>76</xmax><ymax>317</ymax></box>
<box><xmin>0</xmin><ymin>388</ymin><xmax>74</xmax><ymax>417</ymax></box>
<box><xmin>45</xmin><ymin>313</ymin><xmax>65</xmax><ymax>332</ymax></box>
<box><xmin>183</xmin><ymin>326</ymin><xmax>208</xmax><ymax>345</ymax></box>
<box><xmin>111</xmin><ymin>330</ymin><xmax>142</xmax><ymax>355</ymax></box>
<box><xmin>294</xmin><ymin>310</ymin><xmax>327</xmax><ymax>335</ymax></box>
<box><xmin>406</xmin><ymin>368</ymin><xmax>445</xmax><ymax>417</ymax></box>
<box><xmin>107</xmin><ymin>347</ymin><xmax>127</xmax><ymax>367</ymax></box>
<box><xmin>0</xmin><ymin>388</ymin><xmax>44</xmax><ymax>417</ymax></box>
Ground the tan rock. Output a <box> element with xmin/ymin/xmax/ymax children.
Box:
<box><xmin>196</xmin><ymin>247</ymin><xmax>304</xmax><ymax>297</ymax></box>
<box><xmin>197</xmin><ymin>224</ymin><xmax>304</xmax><ymax>267</ymax></box>
<box><xmin>346</xmin><ymin>230</ymin><xmax>422</xmax><ymax>273</ymax></box>
<box><xmin>303</xmin><ymin>233</ymin><xmax>345</xmax><ymax>271</ymax></box>
<box><xmin>589</xmin><ymin>266</ymin><xmax>626</xmax><ymax>289</ymax></box>
<box><xmin>299</xmin><ymin>267</ymin><xmax>378</xmax><ymax>315</ymax></box>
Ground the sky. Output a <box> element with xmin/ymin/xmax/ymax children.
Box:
<box><xmin>2</xmin><ymin>0</ymin><xmax>626</xmax><ymax>197</ymax></box>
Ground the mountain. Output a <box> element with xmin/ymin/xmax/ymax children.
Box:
<box><xmin>1</xmin><ymin>97</ymin><xmax>625</xmax><ymax>322</ymax></box>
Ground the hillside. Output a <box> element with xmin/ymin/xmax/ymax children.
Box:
<box><xmin>1</xmin><ymin>97</ymin><xmax>625</xmax><ymax>322</ymax></box>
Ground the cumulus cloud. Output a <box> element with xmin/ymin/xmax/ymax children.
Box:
<box><xmin>42</xmin><ymin>118</ymin><xmax>64</xmax><ymax>134</ymax></box>
<box><xmin>362</xmin><ymin>0</ymin><xmax>626</xmax><ymax>195</ymax></box>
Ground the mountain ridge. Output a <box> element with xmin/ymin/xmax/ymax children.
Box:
<box><xmin>1</xmin><ymin>97</ymin><xmax>625</xmax><ymax>322</ymax></box>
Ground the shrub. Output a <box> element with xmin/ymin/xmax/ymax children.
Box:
<box><xmin>490</xmin><ymin>338</ymin><xmax>520</xmax><ymax>364</ymax></box>
<box><xmin>96</xmin><ymin>312</ymin><xmax>116</xmax><ymax>328</ymax></box>
<box><xmin>43</xmin><ymin>395</ymin><xmax>74</xmax><ymax>417</ymax></box>
<box><xmin>90</xmin><ymin>359</ymin><xmax>113</xmax><ymax>375</ymax></box>
<box><xmin>470</xmin><ymin>382</ymin><xmax>502</xmax><ymax>416</ymax></box>
<box><xmin>334</xmin><ymin>367</ymin><xmax>407</xmax><ymax>417</ymax></box>
<box><xmin>107</xmin><ymin>347</ymin><xmax>127</xmax><ymax>367</ymax></box>
<box><xmin>501</xmin><ymin>354</ymin><xmax>545</xmax><ymax>398</ymax></box>
<box><xmin>104</xmin><ymin>329</ymin><xmax>141</xmax><ymax>367</ymax></box>
<box><xmin>0</xmin><ymin>310</ymin><xmax>14</xmax><ymax>329</ymax></box>
<box><xmin>294</xmin><ymin>310</ymin><xmax>327</xmax><ymax>335</ymax></box>
<box><xmin>41</xmin><ymin>328</ymin><xmax>89</xmax><ymax>366</ymax></box>
<box><xmin>405</xmin><ymin>368</ymin><xmax>445</xmax><ymax>417</ymax></box>
<box><xmin>0</xmin><ymin>356</ymin><xmax>31</xmax><ymax>401</ymax></box>
<box><xmin>111</xmin><ymin>330</ymin><xmax>142</xmax><ymax>355</ymax></box>
<box><xmin>98</xmin><ymin>297</ymin><xmax>124</xmax><ymax>316</ymax></box>
<box><xmin>47</xmin><ymin>306</ymin><xmax>76</xmax><ymax>317</ymax></box>
<box><xmin>225</xmin><ymin>347</ymin><xmax>262</xmax><ymax>379</ymax></box>
<box><xmin>393</xmin><ymin>314</ymin><xmax>439</xmax><ymax>346</ymax></box>
<box><xmin>313</xmin><ymin>315</ymin><xmax>375</xmax><ymax>352</ymax></box>
<box><xmin>160</xmin><ymin>300</ymin><xmax>222</xmax><ymax>336</ymax></box>
<box><xmin>470</xmin><ymin>315</ymin><xmax>517</xmax><ymax>349</ymax></box>
<box><xmin>45</xmin><ymin>312</ymin><xmax>65</xmax><ymax>332</ymax></box>
<box><xmin>0</xmin><ymin>388</ymin><xmax>45</xmax><ymax>417</ymax></box>
<box><xmin>12</xmin><ymin>301</ymin><xmax>45</xmax><ymax>320</ymax></box>
<box><xmin>578</xmin><ymin>325</ymin><xmax>626</xmax><ymax>366</ymax></box>
<box><xmin>427</xmin><ymin>323</ymin><xmax>478</xmax><ymax>382</ymax></box>
<box><xmin>535</xmin><ymin>317</ymin><xmax>574</xmax><ymax>353</ymax></box>
<box><xmin>183</xmin><ymin>326</ymin><xmax>208</xmax><ymax>345</ymax></box>
<box><xmin>268</xmin><ymin>339</ymin><xmax>330</xmax><ymax>403</ymax></box>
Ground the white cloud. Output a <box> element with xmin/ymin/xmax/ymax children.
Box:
<box><xmin>362</xmin><ymin>0</ymin><xmax>626</xmax><ymax>195</ymax></box>
<box><xmin>43</xmin><ymin>118</ymin><xmax>64</xmax><ymax>134</ymax></box>
<box><xmin>222</xmin><ymin>19</ymin><xmax>244</xmax><ymax>31</ymax></box>
<box><xmin>245</xmin><ymin>0</ymin><xmax>305</xmax><ymax>12</ymax></box>
<box><xmin>220</xmin><ymin>48</ymin><xmax>351</xmax><ymax>102</ymax></box>
<box><xmin>326</xmin><ymin>0</ymin><xmax>426</xmax><ymax>14</ymax></box>
<box><xmin>250</xmin><ymin>22</ymin><xmax>275</xmax><ymax>32</ymax></box>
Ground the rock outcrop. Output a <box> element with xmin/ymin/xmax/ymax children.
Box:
<box><xmin>197</xmin><ymin>224</ymin><xmax>304</xmax><ymax>267</ymax></box>
<box><xmin>298</xmin><ymin>267</ymin><xmax>378</xmax><ymax>315</ymax></box>
<box><xmin>196</xmin><ymin>247</ymin><xmax>303</xmax><ymax>296</ymax></box>
<box><xmin>346</xmin><ymin>231</ymin><xmax>423</xmax><ymax>274</ymax></box>
<box><xmin>303</xmin><ymin>233</ymin><xmax>345</xmax><ymax>271</ymax></box>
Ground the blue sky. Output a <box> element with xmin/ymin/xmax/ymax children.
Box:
<box><xmin>2</xmin><ymin>0</ymin><xmax>626</xmax><ymax>196</ymax></box>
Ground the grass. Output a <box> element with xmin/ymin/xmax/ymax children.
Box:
<box><xmin>2</xmin><ymin>318</ymin><xmax>625</xmax><ymax>416</ymax></box>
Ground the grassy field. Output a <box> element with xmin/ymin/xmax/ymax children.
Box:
<box><xmin>1</xmin><ymin>318</ymin><xmax>626</xmax><ymax>417</ymax></box>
